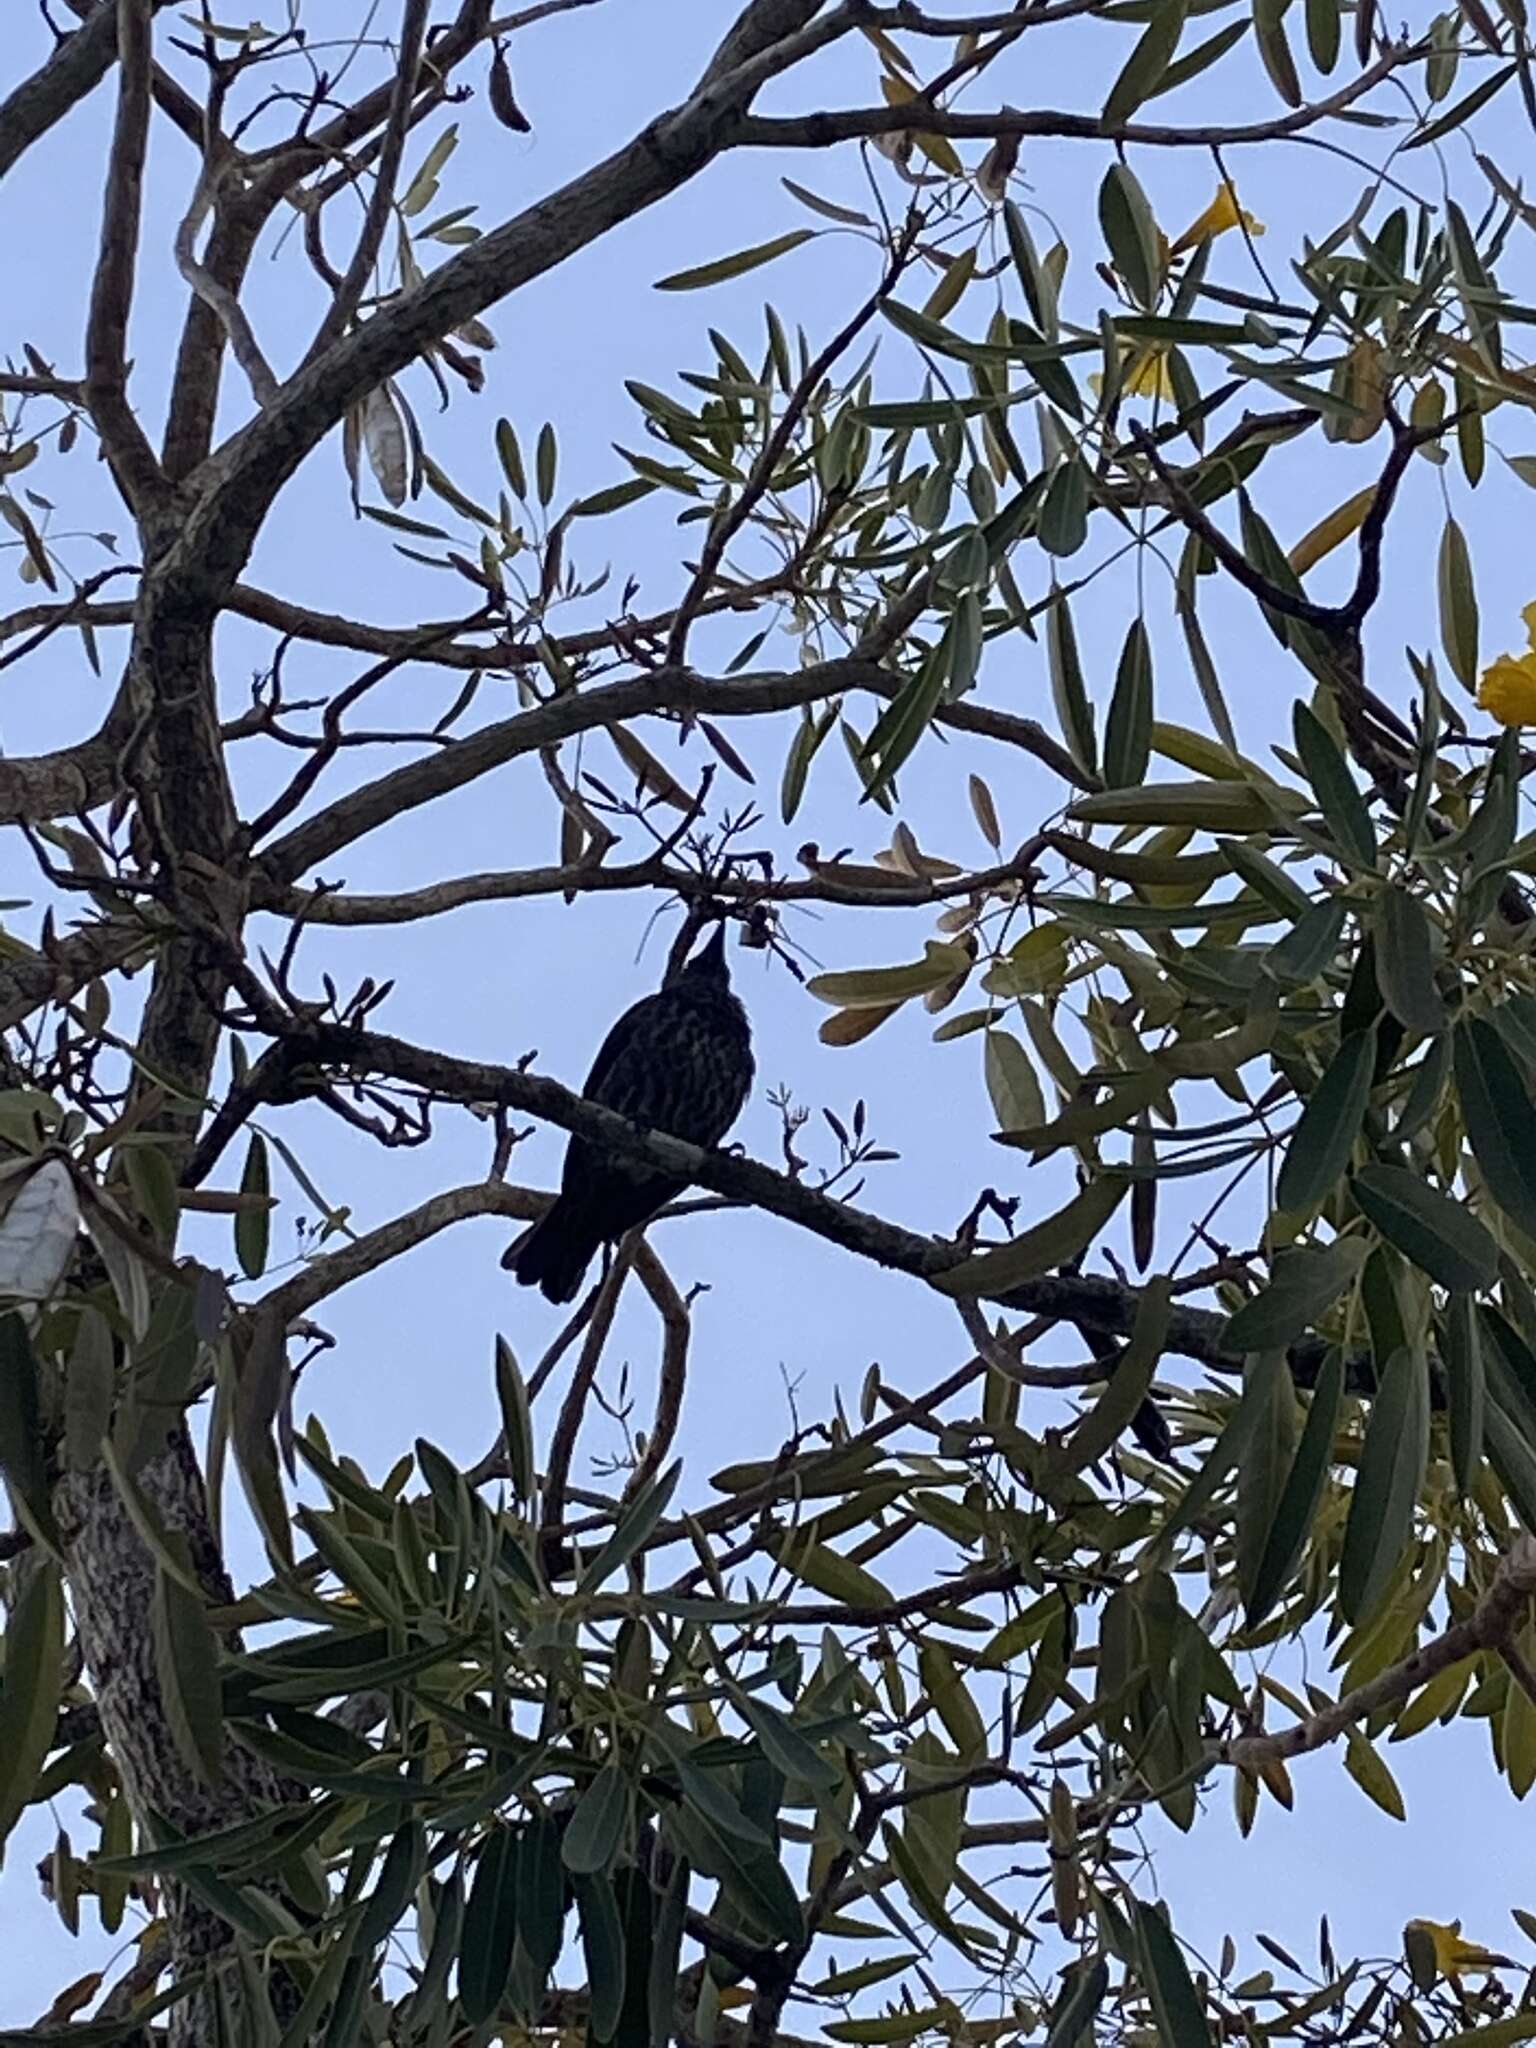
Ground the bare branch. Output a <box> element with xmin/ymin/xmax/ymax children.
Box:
<box><xmin>83</xmin><ymin>0</ymin><xmax>172</xmax><ymax>526</ymax></box>
<box><xmin>258</xmin><ymin>655</ymin><xmax>1084</xmax><ymax>884</ymax></box>
<box><xmin>261</xmin><ymin>844</ymin><xmax>1043</xmax><ymax>925</ymax></box>
<box><xmin>254</xmin><ymin>1179</ymin><xmax>539</xmax><ymax>1326</ymax></box>
<box><xmin>173</xmin><ymin>166</ymin><xmax>280</xmax><ymax>409</ymax></box>
<box><xmin>0</xmin><ymin>0</ymin><xmax>172</xmax><ymax>181</ymax></box>
<box><xmin>735</xmin><ymin>40</ymin><xmax>1426</xmax><ymax>151</ymax></box>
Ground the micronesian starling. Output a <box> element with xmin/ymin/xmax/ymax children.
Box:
<box><xmin>505</xmin><ymin>922</ymin><xmax>754</xmax><ymax>1303</ymax></box>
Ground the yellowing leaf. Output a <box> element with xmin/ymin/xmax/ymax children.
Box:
<box><xmin>1344</xmin><ymin>1727</ymin><xmax>1406</xmax><ymax>1818</ymax></box>
<box><xmin>655</xmin><ymin>230</ymin><xmax>815</xmax><ymax>293</ymax></box>
<box><xmin>808</xmin><ymin>941</ymin><xmax>970</xmax><ymax>1009</ymax></box>
<box><xmin>1288</xmin><ymin>487</ymin><xmax>1375</xmax><ymax>575</ymax></box>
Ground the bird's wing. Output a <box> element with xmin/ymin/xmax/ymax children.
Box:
<box><xmin>579</xmin><ymin>991</ymin><xmax>662</xmax><ymax>1104</ymax></box>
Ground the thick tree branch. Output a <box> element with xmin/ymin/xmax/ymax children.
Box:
<box><xmin>0</xmin><ymin>916</ymin><xmax>162</xmax><ymax>1034</ymax></box>
<box><xmin>0</xmin><ymin>0</ymin><xmax>172</xmax><ymax>181</ymax></box>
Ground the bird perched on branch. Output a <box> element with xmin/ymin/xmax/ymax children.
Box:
<box><xmin>505</xmin><ymin>922</ymin><xmax>754</xmax><ymax>1303</ymax></box>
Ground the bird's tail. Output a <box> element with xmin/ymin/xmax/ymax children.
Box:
<box><xmin>503</xmin><ymin>1196</ymin><xmax>599</xmax><ymax>1304</ymax></box>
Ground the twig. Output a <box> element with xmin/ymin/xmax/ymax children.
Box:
<box><xmin>541</xmin><ymin>1244</ymin><xmax>634</xmax><ymax>1547</ymax></box>
<box><xmin>304</xmin><ymin>0</ymin><xmax>431</xmax><ymax>362</ymax></box>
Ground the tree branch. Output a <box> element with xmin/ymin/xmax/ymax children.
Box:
<box><xmin>83</xmin><ymin>0</ymin><xmax>172</xmax><ymax>527</ymax></box>
<box><xmin>1223</xmin><ymin>1538</ymin><xmax>1536</xmax><ymax>1769</ymax></box>
<box><xmin>257</xmin><ymin>655</ymin><xmax>1084</xmax><ymax>884</ymax></box>
<box><xmin>0</xmin><ymin>0</ymin><xmax>172</xmax><ymax>181</ymax></box>
<box><xmin>261</xmin><ymin>845</ymin><xmax>1043</xmax><ymax>925</ymax></box>
<box><xmin>735</xmin><ymin>41</ymin><xmax>1425</xmax><ymax>151</ymax></box>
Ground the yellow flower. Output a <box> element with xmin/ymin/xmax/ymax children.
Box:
<box><xmin>1523</xmin><ymin>598</ymin><xmax>1536</xmax><ymax>648</ymax></box>
<box><xmin>1407</xmin><ymin>1919</ymin><xmax>1503</xmax><ymax>1980</ymax></box>
<box><xmin>1479</xmin><ymin>650</ymin><xmax>1536</xmax><ymax>727</ymax></box>
<box><xmin>1170</xmin><ymin>182</ymin><xmax>1266</xmax><ymax>257</ymax></box>
<box><xmin>1088</xmin><ymin>347</ymin><xmax>1176</xmax><ymax>403</ymax></box>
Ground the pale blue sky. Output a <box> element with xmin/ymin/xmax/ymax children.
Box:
<box><xmin>3</xmin><ymin>0</ymin><xmax>1534</xmax><ymax>2024</ymax></box>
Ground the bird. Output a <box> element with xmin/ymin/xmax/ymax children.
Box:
<box><xmin>504</xmin><ymin>921</ymin><xmax>754</xmax><ymax>1303</ymax></box>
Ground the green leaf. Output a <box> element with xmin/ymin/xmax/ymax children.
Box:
<box><xmin>496</xmin><ymin>417</ymin><xmax>526</xmax><ymax>499</ymax></box>
<box><xmin>860</xmin><ymin>649</ymin><xmax>947</xmax><ymax>796</ymax></box>
<box><xmin>577</xmin><ymin>1459</ymin><xmax>682</xmax><ymax>1593</ymax></box>
<box><xmin>356</xmin><ymin>1819</ymin><xmax>426</xmax><ymax>1951</ymax></box>
<box><xmin>65</xmin><ymin>1306</ymin><xmax>116</xmax><ymax>1472</ymax></box>
<box><xmin>535</xmin><ymin>422</ymin><xmax>558</xmax><ymax>507</ymax></box>
<box><xmin>0</xmin><ymin>1555</ymin><xmax>64</xmax><ymax>1852</ymax></box>
<box><xmin>0</xmin><ymin>1311</ymin><xmax>62</xmax><ymax>1554</ymax></box>
<box><xmin>571</xmin><ymin>477</ymin><xmax>657</xmax><ymax>518</ymax></box>
<box><xmin>459</xmin><ymin>1824</ymin><xmax>520</xmax><ymax>2023</ymax></box>
<box><xmin>1445</xmin><ymin>1293</ymin><xmax>1485</xmax><ymax>1498</ymax></box>
<box><xmin>931</xmin><ymin>1175</ymin><xmax>1129</xmax><ymax>1298</ymax></box>
<box><xmin>1245</xmin><ymin>1351</ymin><xmax>1344</xmax><ymax>1626</ymax></box>
<box><xmin>1253</xmin><ymin>0</ymin><xmax>1303</xmax><ymax>105</ymax></box>
<box><xmin>1264</xmin><ymin>899</ymin><xmax>1347</xmax><ymax>987</ymax></box>
<box><xmin>656</xmin><ymin>230</ymin><xmax>814</xmax><ymax>292</ymax></box>
<box><xmin>1455</xmin><ymin>1017</ymin><xmax>1536</xmax><ymax>1239</ymax></box>
<box><xmin>518</xmin><ymin>1813</ymin><xmax>567</xmax><ymax>1984</ymax></box>
<box><xmin>1148</xmin><ymin>16</ymin><xmax>1247</xmax><ymax>96</ymax></box>
<box><xmin>1235</xmin><ymin>1350</ymin><xmax>1297</xmax><ymax>1616</ymax></box>
<box><xmin>775</xmin><ymin>1538</ymin><xmax>893</xmax><ymax>1609</ymax></box>
<box><xmin>984</xmin><ymin>1030</ymin><xmax>1045</xmax><ymax>1133</ymax></box>
<box><xmin>1406</xmin><ymin>62</ymin><xmax>1517</xmax><ymax>149</ymax></box>
<box><xmin>1275</xmin><ymin>1026</ymin><xmax>1373</xmax><ymax>1214</ymax></box>
<box><xmin>1438</xmin><ymin>515</ymin><xmax>1479</xmax><ymax>692</ymax></box>
<box><xmin>1351</xmin><ymin>1164</ymin><xmax>1497</xmax><ymax>1293</ymax></box>
<box><xmin>1133</xmin><ymin>1898</ymin><xmax>1216</xmax><ymax>2048</ymax></box>
<box><xmin>1055</xmin><ymin>1276</ymin><xmax>1172</xmax><ymax>1473</ymax></box>
<box><xmin>1102</xmin><ymin>0</ymin><xmax>1188</xmax><ymax>124</ymax></box>
<box><xmin>1046</xmin><ymin>591</ymin><xmax>1097</xmax><ymax>778</ymax></box>
<box><xmin>648</xmin><ymin>1847</ymin><xmax>690</xmax><ymax>2048</ymax></box>
<box><xmin>1098</xmin><ymin>163</ymin><xmax>1162</xmax><ymax>309</ymax></box>
<box><xmin>1104</xmin><ymin>619</ymin><xmax>1154</xmax><ymax>789</ymax></box>
<box><xmin>152</xmin><ymin>1546</ymin><xmax>225</xmax><ymax>1790</ymax></box>
<box><xmin>1374</xmin><ymin>887</ymin><xmax>1446</xmax><ymax>1037</ymax></box>
<box><xmin>1039</xmin><ymin>457</ymin><xmax>1090</xmax><ymax>557</ymax></box>
<box><xmin>810</xmin><ymin>943</ymin><xmax>971</xmax><ymax>1012</ymax></box>
<box><xmin>1046</xmin><ymin>1958</ymin><xmax>1111</xmax><ymax>2048</ymax></box>
<box><xmin>235</xmin><ymin>1133</ymin><xmax>271</xmax><ymax>1280</ymax></box>
<box><xmin>1343</xmin><ymin>1726</ymin><xmax>1406</xmax><ymax>1818</ymax></box>
<box><xmin>735</xmin><ymin>1692</ymin><xmax>843</xmax><ymax>1791</ymax></box>
<box><xmin>494</xmin><ymin>1335</ymin><xmax>535</xmax><ymax>1504</ymax></box>
<box><xmin>562</xmin><ymin>1764</ymin><xmax>630</xmax><ymax>1875</ymax></box>
<box><xmin>1292</xmin><ymin>701</ymin><xmax>1375</xmax><ymax>867</ymax></box>
<box><xmin>1222</xmin><ymin>1238</ymin><xmax>1367</xmax><ymax>1352</ymax></box>
<box><xmin>572</xmin><ymin>1874</ymin><xmax>626</xmax><ymax>2043</ymax></box>
<box><xmin>1305</xmin><ymin>0</ymin><xmax>1341</xmax><ymax>71</ymax></box>
<box><xmin>1339</xmin><ymin>1348</ymin><xmax>1430</xmax><ymax>1624</ymax></box>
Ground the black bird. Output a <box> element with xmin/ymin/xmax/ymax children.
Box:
<box><xmin>505</xmin><ymin>923</ymin><xmax>754</xmax><ymax>1303</ymax></box>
